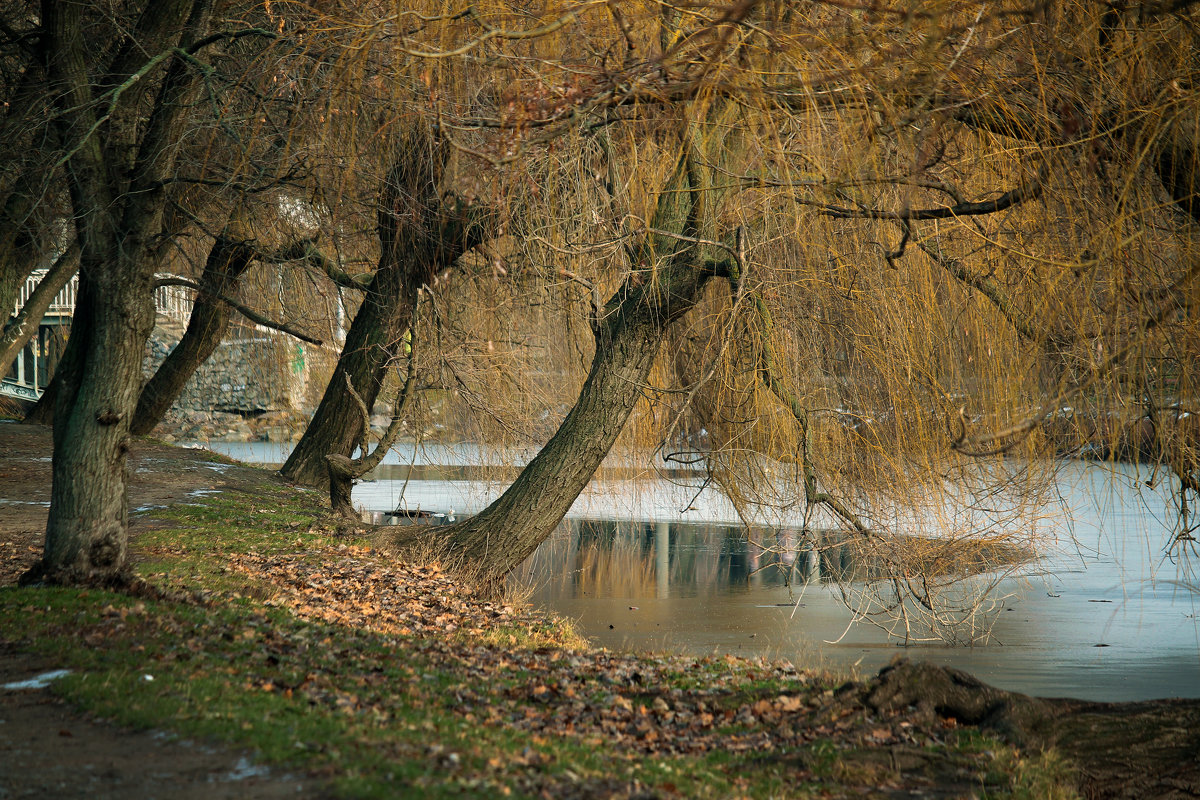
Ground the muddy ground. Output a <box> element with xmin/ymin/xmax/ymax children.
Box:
<box><xmin>0</xmin><ymin>422</ymin><xmax>323</xmax><ymax>798</ymax></box>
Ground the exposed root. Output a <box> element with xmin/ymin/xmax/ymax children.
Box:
<box><xmin>856</xmin><ymin>658</ymin><xmax>1200</xmax><ymax>799</ymax></box>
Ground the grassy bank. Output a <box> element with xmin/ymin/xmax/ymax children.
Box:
<box><xmin>0</xmin><ymin>459</ymin><xmax>1077</xmax><ymax>799</ymax></box>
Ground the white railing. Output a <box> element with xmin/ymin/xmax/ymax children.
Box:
<box><xmin>153</xmin><ymin>275</ymin><xmax>195</xmax><ymax>325</ymax></box>
<box><xmin>15</xmin><ymin>269</ymin><xmax>78</xmax><ymax>318</ymax></box>
<box><xmin>11</xmin><ymin>270</ymin><xmax>196</xmax><ymax>324</ymax></box>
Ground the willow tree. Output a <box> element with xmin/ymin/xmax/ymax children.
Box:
<box><xmin>280</xmin><ymin>125</ymin><xmax>492</xmax><ymax>489</ymax></box>
<box><xmin>347</xmin><ymin>0</ymin><xmax>1200</xmax><ymax>634</ymax></box>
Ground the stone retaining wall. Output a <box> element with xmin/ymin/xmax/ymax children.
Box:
<box><xmin>144</xmin><ymin>325</ymin><xmax>311</xmax><ymax>414</ymax></box>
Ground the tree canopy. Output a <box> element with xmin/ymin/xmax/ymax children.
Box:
<box><xmin>4</xmin><ymin>0</ymin><xmax>1197</xmax><ymax>637</ymax></box>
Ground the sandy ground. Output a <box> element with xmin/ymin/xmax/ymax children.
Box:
<box><xmin>0</xmin><ymin>422</ymin><xmax>326</xmax><ymax>799</ymax></box>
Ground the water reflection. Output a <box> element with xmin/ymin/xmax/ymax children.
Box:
<box><xmin>196</xmin><ymin>440</ymin><xmax>1200</xmax><ymax>701</ymax></box>
<box><xmin>515</xmin><ymin>510</ymin><xmax>1199</xmax><ymax>702</ymax></box>
<box><xmin>519</xmin><ymin>519</ymin><xmax>1024</xmax><ymax>603</ymax></box>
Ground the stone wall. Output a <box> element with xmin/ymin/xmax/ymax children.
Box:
<box><xmin>144</xmin><ymin>324</ymin><xmax>311</xmax><ymax>414</ymax></box>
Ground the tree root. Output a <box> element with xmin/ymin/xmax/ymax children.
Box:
<box><xmin>858</xmin><ymin>658</ymin><xmax>1200</xmax><ymax>799</ymax></box>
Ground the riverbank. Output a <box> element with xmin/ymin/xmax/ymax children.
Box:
<box><xmin>2</xmin><ymin>423</ymin><xmax>1198</xmax><ymax>798</ymax></box>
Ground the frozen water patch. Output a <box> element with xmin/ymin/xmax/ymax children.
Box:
<box><xmin>3</xmin><ymin>669</ymin><xmax>71</xmax><ymax>690</ymax></box>
<box><xmin>0</xmin><ymin>499</ymin><xmax>50</xmax><ymax>507</ymax></box>
<box><xmin>134</xmin><ymin>504</ymin><xmax>167</xmax><ymax>513</ymax></box>
<box><xmin>218</xmin><ymin>757</ymin><xmax>272</xmax><ymax>782</ymax></box>
<box><xmin>187</xmin><ymin>489</ymin><xmax>223</xmax><ymax>497</ymax></box>
<box><xmin>200</xmin><ymin>462</ymin><xmax>232</xmax><ymax>474</ymax></box>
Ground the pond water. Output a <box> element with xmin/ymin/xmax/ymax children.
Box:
<box><xmin>199</xmin><ymin>441</ymin><xmax>1199</xmax><ymax>701</ymax></box>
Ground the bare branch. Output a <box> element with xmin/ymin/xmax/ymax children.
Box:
<box><xmin>822</xmin><ymin>163</ymin><xmax>1048</xmax><ymax>221</ymax></box>
<box><xmin>153</xmin><ymin>277</ymin><xmax>323</xmax><ymax>345</ymax></box>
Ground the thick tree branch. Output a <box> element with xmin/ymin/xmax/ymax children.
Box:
<box><xmin>290</xmin><ymin>241</ymin><xmax>373</xmax><ymax>291</ymax></box>
<box><xmin>153</xmin><ymin>277</ymin><xmax>323</xmax><ymax>344</ymax></box>
<box><xmin>1</xmin><ymin>239</ymin><xmax>79</xmax><ymax>372</ymax></box>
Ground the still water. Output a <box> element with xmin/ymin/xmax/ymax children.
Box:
<box><xmin>200</xmin><ymin>441</ymin><xmax>1199</xmax><ymax>701</ymax></box>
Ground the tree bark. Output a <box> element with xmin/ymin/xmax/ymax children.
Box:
<box><xmin>281</xmin><ymin>127</ymin><xmax>485</xmax><ymax>488</ymax></box>
<box><xmin>27</xmin><ymin>267</ymin><xmax>157</xmax><ymax>584</ymax></box>
<box><xmin>436</xmin><ymin>264</ymin><xmax>715</xmax><ymax>589</ymax></box>
<box><xmin>130</xmin><ymin>228</ymin><xmax>254</xmax><ymax>435</ymax></box>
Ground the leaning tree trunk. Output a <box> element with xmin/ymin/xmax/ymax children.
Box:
<box><xmin>281</xmin><ymin>127</ymin><xmax>486</xmax><ymax>488</ymax></box>
<box><xmin>427</xmin><ymin>103</ymin><xmax>742</xmax><ymax>590</ymax></box>
<box><xmin>325</xmin><ymin>288</ymin><xmax>423</xmax><ymax>518</ymax></box>
<box><xmin>130</xmin><ymin>230</ymin><xmax>254</xmax><ymax>435</ymax></box>
<box><xmin>280</xmin><ymin>257</ymin><xmax>416</xmax><ymax>487</ymax></box>
<box><xmin>433</xmin><ymin>110</ymin><xmax>735</xmax><ymax>588</ymax></box>
<box><xmin>436</xmin><ymin>265</ymin><xmax>715</xmax><ymax>588</ymax></box>
<box><xmin>0</xmin><ymin>239</ymin><xmax>78</xmax><ymax>378</ymax></box>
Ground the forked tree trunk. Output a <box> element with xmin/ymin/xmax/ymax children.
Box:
<box><xmin>326</xmin><ymin>309</ymin><xmax>423</xmax><ymax>518</ymax></box>
<box><xmin>282</xmin><ymin>128</ymin><xmax>485</xmax><ymax>489</ymax></box>
<box><xmin>281</xmin><ymin>261</ymin><xmax>416</xmax><ymax>487</ymax></box>
<box><xmin>130</xmin><ymin>232</ymin><xmax>254</xmax><ymax>435</ymax></box>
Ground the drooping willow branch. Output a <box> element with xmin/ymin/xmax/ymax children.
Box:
<box><xmin>951</xmin><ymin>257</ymin><xmax>1200</xmax><ymax>457</ymax></box>
<box><xmin>910</xmin><ymin>224</ymin><xmax>1041</xmax><ymax>343</ymax></box>
<box><xmin>722</xmin><ymin>234</ymin><xmax>873</xmax><ymax>538</ymax></box>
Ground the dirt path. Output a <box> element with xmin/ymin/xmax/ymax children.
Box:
<box><xmin>0</xmin><ymin>421</ymin><xmax>291</xmax><ymax>584</ymax></box>
<box><xmin>0</xmin><ymin>422</ymin><xmax>325</xmax><ymax>799</ymax></box>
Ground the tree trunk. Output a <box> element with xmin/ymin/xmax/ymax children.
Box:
<box><xmin>23</xmin><ymin>371</ymin><xmax>59</xmax><ymax>424</ymax></box>
<box><xmin>130</xmin><ymin>231</ymin><xmax>253</xmax><ymax>435</ymax></box>
<box><xmin>436</xmin><ymin>265</ymin><xmax>714</xmax><ymax>588</ymax></box>
<box><xmin>281</xmin><ymin>128</ymin><xmax>484</xmax><ymax>488</ymax></box>
<box><xmin>425</xmin><ymin>107</ymin><xmax>740</xmax><ymax>590</ymax></box>
<box><xmin>21</xmin><ymin>0</ymin><xmax>211</xmax><ymax>585</ymax></box>
<box><xmin>280</xmin><ymin>258</ymin><xmax>415</xmax><ymax>487</ymax></box>
<box><xmin>326</xmin><ymin>316</ymin><xmax>423</xmax><ymax>518</ymax></box>
<box><xmin>24</xmin><ymin>267</ymin><xmax>157</xmax><ymax>584</ymax></box>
